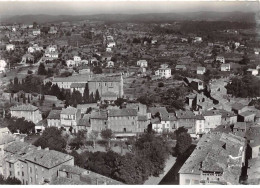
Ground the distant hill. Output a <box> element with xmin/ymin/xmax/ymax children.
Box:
<box><xmin>0</xmin><ymin>11</ymin><xmax>256</xmax><ymax>24</ymax></box>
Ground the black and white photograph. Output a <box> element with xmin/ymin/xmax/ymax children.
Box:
<box><xmin>0</xmin><ymin>0</ymin><xmax>259</xmax><ymax>185</ymax></box>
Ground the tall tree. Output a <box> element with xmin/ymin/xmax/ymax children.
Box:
<box><xmin>38</xmin><ymin>63</ymin><xmax>47</xmax><ymax>75</ymax></box>
<box><xmin>27</xmin><ymin>95</ymin><xmax>30</xmax><ymax>103</ymax></box>
<box><xmin>175</xmin><ymin>131</ymin><xmax>192</xmax><ymax>156</ymax></box>
<box><xmin>33</xmin><ymin>127</ymin><xmax>67</xmax><ymax>152</ymax></box>
<box><xmin>83</xmin><ymin>83</ymin><xmax>89</xmax><ymax>103</ymax></box>
<box><xmin>101</xmin><ymin>129</ymin><xmax>113</xmax><ymax>148</ymax></box>
<box><xmin>95</xmin><ymin>89</ymin><xmax>100</xmax><ymax>102</ymax></box>
<box><xmin>14</xmin><ymin>77</ymin><xmax>19</xmax><ymax>85</ymax></box>
<box><xmin>89</xmin><ymin>131</ymin><xmax>99</xmax><ymax>149</ymax></box>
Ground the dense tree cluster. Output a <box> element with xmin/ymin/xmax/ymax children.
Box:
<box><xmin>0</xmin><ymin>175</ymin><xmax>21</xmax><ymax>185</ymax></box>
<box><xmin>7</xmin><ymin>117</ymin><xmax>35</xmax><ymax>134</ymax></box>
<box><xmin>69</xmin><ymin>132</ymin><xmax>171</xmax><ymax>184</ymax></box>
<box><xmin>33</xmin><ymin>127</ymin><xmax>67</xmax><ymax>152</ymax></box>
<box><xmin>8</xmin><ymin>75</ymin><xmax>42</xmax><ymax>94</ymax></box>
<box><xmin>175</xmin><ymin>127</ymin><xmax>192</xmax><ymax>156</ymax></box>
<box><xmin>42</xmin><ymin>82</ymin><xmax>100</xmax><ymax>107</ymax></box>
<box><xmin>226</xmin><ymin>75</ymin><xmax>260</xmax><ymax>98</ymax></box>
<box><xmin>134</xmin><ymin>133</ymin><xmax>171</xmax><ymax>177</ymax></box>
<box><xmin>180</xmin><ymin>21</ymin><xmax>255</xmax><ymax>34</ymax></box>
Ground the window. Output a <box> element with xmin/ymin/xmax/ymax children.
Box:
<box><xmin>193</xmin><ymin>180</ymin><xmax>200</xmax><ymax>184</ymax></box>
<box><xmin>185</xmin><ymin>179</ymin><xmax>190</xmax><ymax>184</ymax></box>
<box><xmin>9</xmin><ymin>171</ymin><xmax>12</xmax><ymax>176</ymax></box>
<box><xmin>0</xmin><ymin>148</ymin><xmax>1</xmax><ymax>151</ymax></box>
<box><xmin>30</xmin><ymin>177</ymin><xmax>33</xmax><ymax>183</ymax></box>
<box><xmin>29</xmin><ymin>167</ymin><xmax>32</xmax><ymax>173</ymax></box>
<box><xmin>9</xmin><ymin>163</ymin><xmax>11</xmax><ymax>168</ymax></box>
<box><xmin>22</xmin><ymin>171</ymin><xmax>24</xmax><ymax>176</ymax></box>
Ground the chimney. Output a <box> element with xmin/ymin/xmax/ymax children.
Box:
<box><xmin>45</xmin><ymin>147</ymin><xmax>49</xmax><ymax>151</ymax></box>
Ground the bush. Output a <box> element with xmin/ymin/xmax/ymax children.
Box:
<box><xmin>86</xmin><ymin>141</ymin><xmax>94</xmax><ymax>146</ymax></box>
<box><xmin>97</xmin><ymin>140</ymin><xmax>107</xmax><ymax>147</ymax></box>
<box><xmin>27</xmin><ymin>70</ymin><xmax>33</xmax><ymax>74</ymax></box>
<box><xmin>158</xmin><ymin>82</ymin><xmax>164</xmax><ymax>87</ymax></box>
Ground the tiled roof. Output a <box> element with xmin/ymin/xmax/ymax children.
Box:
<box><xmin>108</xmin><ymin>109</ymin><xmax>138</xmax><ymax>117</ymax></box>
<box><xmin>25</xmin><ymin>149</ymin><xmax>73</xmax><ymax>169</ymax></box>
<box><xmin>89</xmin><ymin>76</ymin><xmax>121</xmax><ymax>82</ymax></box>
<box><xmin>233</xmin><ymin>122</ymin><xmax>246</xmax><ymax>130</ymax></box>
<box><xmin>59</xmin><ymin>165</ymin><xmax>86</xmax><ymax>175</ymax></box>
<box><xmin>175</xmin><ymin>110</ymin><xmax>196</xmax><ymax>119</ymax></box>
<box><xmin>51</xmin><ymin>177</ymin><xmax>86</xmax><ymax>185</ymax></box>
<box><xmin>70</xmin><ymin>83</ymin><xmax>86</xmax><ymax>88</ymax></box>
<box><xmin>239</xmin><ymin>110</ymin><xmax>256</xmax><ymax>117</ymax></box>
<box><xmin>4</xmin><ymin>141</ymin><xmax>35</xmax><ymax>154</ymax></box>
<box><xmin>10</xmin><ymin>104</ymin><xmax>38</xmax><ymax>111</ymax></box>
<box><xmin>169</xmin><ymin>113</ymin><xmax>177</xmax><ymax>121</ymax></box>
<box><xmin>47</xmin><ymin>110</ymin><xmax>61</xmax><ymax>119</ymax></box>
<box><xmin>61</xmin><ymin>106</ymin><xmax>78</xmax><ymax>115</ymax></box>
<box><xmin>138</xmin><ymin>115</ymin><xmax>147</xmax><ymax>121</ymax></box>
<box><xmin>90</xmin><ymin>110</ymin><xmax>107</xmax><ymax>120</ymax></box>
<box><xmin>179</xmin><ymin>132</ymin><xmax>246</xmax><ymax>184</ymax></box>
<box><xmin>0</xmin><ymin>127</ymin><xmax>10</xmax><ymax>134</ymax></box>
<box><xmin>151</xmin><ymin>117</ymin><xmax>160</xmax><ymax>124</ymax></box>
<box><xmin>78</xmin><ymin>118</ymin><xmax>90</xmax><ymax>127</ymax></box>
<box><xmin>148</xmin><ymin>107</ymin><xmax>168</xmax><ymax>115</ymax></box>
<box><xmin>218</xmin><ymin>109</ymin><xmax>236</xmax><ymax>118</ymax></box>
<box><xmin>0</xmin><ymin>134</ymin><xmax>15</xmax><ymax>145</ymax></box>
<box><xmin>53</xmin><ymin>75</ymin><xmax>91</xmax><ymax>83</ymax></box>
<box><xmin>202</xmin><ymin>110</ymin><xmax>221</xmax><ymax>116</ymax></box>
<box><xmin>232</xmin><ymin>103</ymin><xmax>246</xmax><ymax>111</ymax></box>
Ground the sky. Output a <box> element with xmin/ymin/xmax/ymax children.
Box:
<box><xmin>0</xmin><ymin>0</ymin><xmax>259</xmax><ymax>17</ymax></box>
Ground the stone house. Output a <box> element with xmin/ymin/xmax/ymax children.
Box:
<box><xmin>47</xmin><ymin>110</ymin><xmax>61</xmax><ymax>128</ymax></box>
<box><xmin>60</xmin><ymin>106</ymin><xmax>81</xmax><ymax>133</ymax></box>
<box><xmin>88</xmin><ymin>76</ymin><xmax>124</xmax><ymax>98</ymax></box>
<box><xmin>10</xmin><ymin>104</ymin><xmax>42</xmax><ymax>124</ymax></box>
<box><xmin>179</xmin><ymin>132</ymin><xmax>246</xmax><ymax>185</ymax></box>
<box><xmin>3</xmin><ymin>141</ymin><xmax>74</xmax><ymax>185</ymax></box>
<box><xmin>90</xmin><ymin>110</ymin><xmax>108</xmax><ymax>132</ymax></box>
<box><xmin>202</xmin><ymin>110</ymin><xmax>222</xmax><ymax>133</ymax></box>
<box><xmin>107</xmin><ymin>109</ymin><xmax>138</xmax><ymax>134</ymax></box>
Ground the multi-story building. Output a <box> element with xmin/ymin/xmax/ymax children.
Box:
<box><xmin>155</xmin><ymin>64</ymin><xmax>171</xmax><ymax>79</ymax></box>
<box><xmin>195</xmin><ymin>115</ymin><xmax>205</xmax><ymax>135</ymax></box>
<box><xmin>88</xmin><ymin>76</ymin><xmax>124</xmax><ymax>98</ymax></box>
<box><xmin>0</xmin><ymin>60</ymin><xmax>7</xmax><ymax>73</ymax></box>
<box><xmin>3</xmin><ymin>141</ymin><xmax>74</xmax><ymax>185</ymax></box>
<box><xmin>51</xmin><ymin>74</ymin><xmax>92</xmax><ymax>89</ymax></box>
<box><xmin>219</xmin><ymin>109</ymin><xmax>237</xmax><ymax>125</ymax></box>
<box><xmin>216</xmin><ymin>56</ymin><xmax>225</xmax><ymax>64</ymax></box>
<box><xmin>32</xmin><ymin>29</ymin><xmax>41</xmax><ymax>36</ymax></box>
<box><xmin>52</xmin><ymin>165</ymin><xmax>123</xmax><ymax>185</ymax></box>
<box><xmin>28</xmin><ymin>44</ymin><xmax>43</xmax><ymax>53</ymax></box>
<box><xmin>220</xmin><ymin>64</ymin><xmax>230</xmax><ymax>71</ymax></box>
<box><xmin>175</xmin><ymin>110</ymin><xmax>196</xmax><ymax>134</ymax></box>
<box><xmin>137</xmin><ymin>60</ymin><xmax>148</xmax><ymax>68</ymax></box>
<box><xmin>202</xmin><ymin>110</ymin><xmax>222</xmax><ymax>133</ymax></box>
<box><xmin>179</xmin><ymin>132</ymin><xmax>246</xmax><ymax>185</ymax></box>
<box><xmin>47</xmin><ymin>110</ymin><xmax>61</xmax><ymax>128</ymax></box>
<box><xmin>70</xmin><ymin>83</ymin><xmax>86</xmax><ymax>95</ymax></box>
<box><xmin>108</xmin><ymin>109</ymin><xmax>138</xmax><ymax>135</ymax></box>
<box><xmin>10</xmin><ymin>104</ymin><xmax>42</xmax><ymax>124</ymax></box>
<box><xmin>6</xmin><ymin>44</ymin><xmax>15</xmax><ymax>51</ymax></box>
<box><xmin>60</xmin><ymin>106</ymin><xmax>81</xmax><ymax>133</ymax></box>
<box><xmin>90</xmin><ymin>110</ymin><xmax>108</xmax><ymax>132</ymax></box>
<box><xmin>148</xmin><ymin>107</ymin><xmax>171</xmax><ymax>133</ymax></box>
